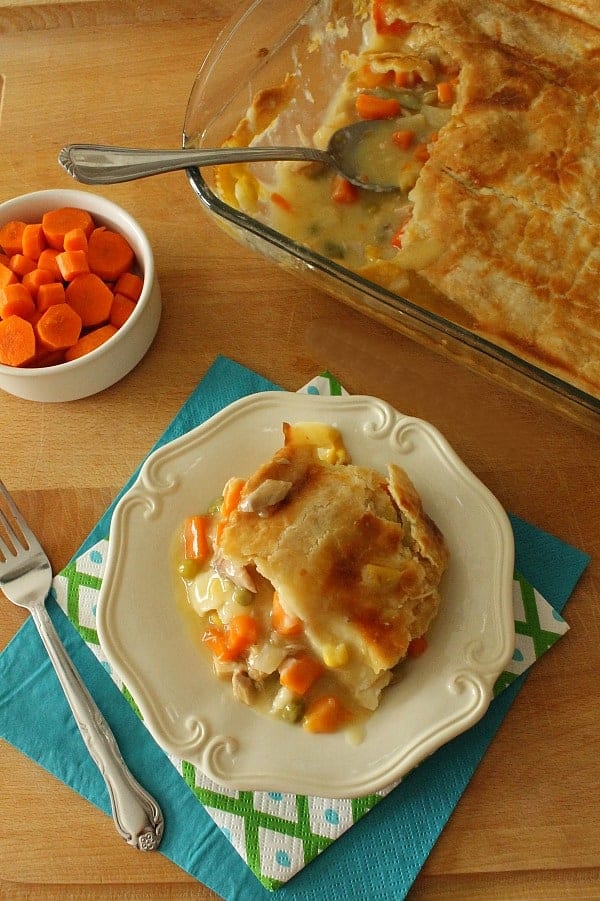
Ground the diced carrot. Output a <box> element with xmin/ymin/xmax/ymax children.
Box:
<box><xmin>221</xmin><ymin>477</ymin><xmax>246</xmax><ymax>518</ymax></box>
<box><xmin>37</xmin><ymin>248</ymin><xmax>62</xmax><ymax>278</ymax></box>
<box><xmin>202</xmin><ymin>626</ymin><xmax>229</xmax><ymax>660</ymax></box>
<box><xmin>215</xmin><ymin>476</ymin><xmax>246</xmax><ymax>544</ymax></box>
<box><xmin>42</xmin><ymin>207</ymin><xmax>94</xmax><ymax>250</ymax></box>
<box><xmin>355</xmin><ymin>93</ymin><xmax>401</xmax><ymax>120</ymax></box>
<box><xmin>36</xmin><ymin>281</ymin><xmax>66</xmax><ymax>314</ymax></box>
<box><xmin>87</xmin><ymin>228</ymin><xmax>135</xmax><ymax>281</ymax></box>
<box><xmin>203</xmin><ymin>615</ymin><xmax>260</xmax><ymax>662</ymax></box>
<box><xmin>279</xmin><ymin>655</ymin><xmax>323</xmax><ymax>696</ymax></box>
<box><xmin>355</xmin><ymin>63</ymin><xmax>394</xmax><ymax>89</ymax></box>
<box><xmin>182</xmin><ymin>515</ymin><xmax>211</xmax><ymax>562</ymax></box>
<box><xmin>302</xmin><ymin>695</ymin><xmax>351</xmax><ymax>733</ymax></box>
<box><xmin>64</xmin><ymin>324</ymin><xmax>117</xmax><ymax>362</ymax></box>
<box><xmin>272</xmin><ymin>590</ymin><xmax>303</xmax><ymax>637</ymax></box>
<box><xmin>21</xmin><ymin>223</ymin><xmax>46</xmax><ymax>260</ymax></box>
<box><xmin>109</xmin><ymin>292</ymin><xmax>136</xmax><ymax>329</ymax></box>
<box><xmin>271</xmin><ymin>192</ymin><xmax>292</xmax><ymax>212</ymax></box>
<box><xmin>372</xmin><ymin>0</ymin><xmax>412</xmax><ymax>36</ymax></box>
<box><xmin>390</xmin><ymin>227</ymin><xmax>405</xmax><ymax>249</ymax></box>
<box><xmin>65</xmin><ymin>272</ymin><xmax>114</xmax><ymax>327</ymax></box>
<box><xmin>35</xmin><ymin>303</ymin><xmax>82</xmax><ymax>351</ymax></box>
<box><xmin>114</xmin><ymin>271</ymin><xmax>143</xmax><ymax>301</ymax></box>
<box><xmin>0</xmin><ymin>261</ymin><xmax>18</xmax><ymax>290</ymax></box>
<box><xmin>0</xmin><ymin>315</ymin><xmax>36</xmax><ymax>366</ymax></box>
<box><xmin>392</xmin><ymin>129</ymin><xmax>415</xmax><ymax>150</ymax></box>
<box><xmin>0</xmin><ymin>220</ymin><xmax>27</xmax><ymax>256</ymax></box>
<box><xmin>63</xmin><ymin>227</ymin><xmax>89</xmax><ymax>253</ymax></box>
<box><xmin>0</xmin><ymin>283</ymin><xmax>35</xmax><ymax>320</ymax></box>
<box><xmin>437</xmin><ymin>81</ymin><xmax>455</xmax><ymax>105</ymax></box>
<box><xmin>331</xmin><ymin>175</ymin><xmax>359</xmax><ymax>203</ymax></box>
<box><xmin>225</xmin><ymin>614</ymin><xmax>260</xmax><ymax>660</ymax></box>
<box><xmin>56</xmin><ymin>249</ymin><xmax>90</xmax><ymax>281</ymax></box>
<box><xmin>8</xmin><ymin>253</ymin><xmax>36</xmax><ymax>279</ymax></box>
<box><xmin>407</xmin><ymin>635</ymin><xmax>428</xmax><ymax>657</ymax></box>
<box><xmin>413</xmin><ymin>143</ymin><xmax>430</xmax><ymax>163</ymax></box>
<box><xmin>22</xmin><ymin>268</ymin><xmax>55</xmax><ymax>299</ymax></box>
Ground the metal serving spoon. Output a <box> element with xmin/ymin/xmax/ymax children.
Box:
<box><xmin>58</xmin><ymin>120</ymin><xmax>398</xmax><ymax>192</ymax></box>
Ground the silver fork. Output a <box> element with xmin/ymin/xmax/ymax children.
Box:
<box><xmin>0</xmin><ymin>481</ymin><xmax>164</xmax><ymax>851</ymax></box>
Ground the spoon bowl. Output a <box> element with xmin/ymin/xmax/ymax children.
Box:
<box><xmin>58</xmin><ymin>120</ymin><xmax>399</xmax><ymax>192</ymax></box>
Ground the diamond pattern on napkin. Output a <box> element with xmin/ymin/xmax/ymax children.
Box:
<box><xmin>50</xmin><ymin>376</ymin><xmax>569</xmax><ymax>890</ymax></box>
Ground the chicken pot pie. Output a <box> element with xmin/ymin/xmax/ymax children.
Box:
<box><xmin>214</xmin><ymin>0</ymin><xmax>600</xmax><ymax>399</ymax></box>
<box><xmin>173</xmin><ymin>423</ymin><xmax>448</xmax><ymax>735</ymax></box>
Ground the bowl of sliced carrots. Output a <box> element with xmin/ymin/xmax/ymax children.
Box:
<box><xmin>0</xmin><ymin>189</ymin><xmax>161</xmax><ymax>401</ymax></box>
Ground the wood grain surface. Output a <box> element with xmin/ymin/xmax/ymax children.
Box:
<box><xmin>1</xmin><ymin>2</ymin><xmax>599</xmax><ymax>899</ymax></box>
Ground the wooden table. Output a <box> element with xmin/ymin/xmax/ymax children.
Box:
<box><xmin>1</xmin><ymin>2</ymin><xmax>599</xmax><ymax>898</ymax></box>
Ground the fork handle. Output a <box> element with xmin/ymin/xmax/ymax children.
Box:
<box><xmin>31</xmin><ymin>602</ymin><xmax>164</xmax><ymax>850</ymax></box>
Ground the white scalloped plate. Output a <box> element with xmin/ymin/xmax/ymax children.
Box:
<box><xmin>97</xmin><ymin>392</ymin><xmax>515</xmax><ymax>798</ymax></box>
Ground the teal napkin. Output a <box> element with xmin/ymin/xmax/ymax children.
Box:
<box><xmin>0</xmin><ymin>356</ymin><xmax>590</xmax><ymax>901</ymax></box>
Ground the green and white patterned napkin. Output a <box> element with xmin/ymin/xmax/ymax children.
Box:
<box><xmin>52</xmin><ymin>371</ymin><xmax>569</xmax><ymax>890</ymax></box>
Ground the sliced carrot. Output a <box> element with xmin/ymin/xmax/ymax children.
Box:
<box><xmin>302</xmin><ymin>695</ymin><xmax>351</xmax><ymax>733</ymax></box>
<box><xmin>355</xmin><ymin>93</ymin><xmax>401</xmax><ymax>120</ymax></box>
<box><xmin>0</xmin><ymin>220</ymin><xmax>27</xmax><ymax>256</ymax></box>
<box><xmin>331</xmin><ymin>175</ymin><xmax>359</xmax><ymax>203</ymax></box>
<box><xmin>63</xmin><ymin>227</ymin><xmax>89</xmax><ymax>253</ymax></box>
<box><xmin>182</xmin><ymin>515</ymin><xmax>211</xmax><ymax>562</ymax></box>
<box><xmin>56</xmin><ymin>249</ymin><xmax>90</xmax><ymax>281</ymax></box>
<box><xmin>42</xmin><ymin>207</ymin><xmax>94</xmax><ymax>250</ymax></box>
<box><xmin>28</xmin><ymin>348</ymin><xmax>66</xmax><ymax>368</ymax></box>
<box><xmin>279</xmin><ymin>655</ymin><xmax>323</xmax><ymax>696</ymax></box>
<box><xmin>114</xmin><ymin>271</ymin><xmax>143</xmax><ymax>301</ymax></box>
<box><xmin>392</xmin><ymin>129</ymin><xmax>415</xmax><ymax>150</ymax></box>
<box><xmin>0</xmin><ymin>261</ymin><xmax>18</xmax><ymax>290</ymax></box>
<box><xmin>37</xmin><ymin>248</ymin><xmax>62</xmax><ymax>278</ymax></box>
<box><xmin>272</xmin><ymin>590</ymin><xmax>303</xmax><ymax>637</ymax></box>
<box><xmin>22</xmin><ymin>267</ymin><xmax>55</xmax><ymax>299</ymax></box>
<box><xmin>87</xmin><ymin>228</ymin><xmax>134</xmax><ymax>281</ymax></box>
<box><xmin>37</xmin><ymin>281</ymin><xmax>66</xmax><ymax>314</ymax></box>
<box><xmin>109</xmin><ymin>292</ymin><xmax>136</xmax><ymax>328</ymax></box>
<box><xmin>64</xmin><ymin>324</ymin><xmax>117</xmax><ymax>362</ymax></box>
<box><xmin>65</xmin><ymin>273</ymin><xmax>114</xmax><ymax>327</ymax></box>
<box><xmin>0</xmin><ymin>315</ymin><xmax>36</xmax><ymax>366</ymax></box>
<box><xmin>21</xmin><ymin>223</ymin><xmax>46</xmax><ymax>260</ymax></box>
<box><xmin>0</xmin><ymin>283</ymin><xmax>35</xmax><ymax>320</ymax></box>
<box><xmin>8</xmin><ymin>253</ymin><xmax>37</xmax><ymax>279</ymax></box>
<box><xmin>36</xmin><ymin>303</ymin><xmax>82</xmax><ymax>350</ymax></box>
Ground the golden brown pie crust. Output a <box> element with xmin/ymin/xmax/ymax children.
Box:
<box><xmin>381</xmin><ymin>0</ymin><xmax>600</xmax><ymax>393</ymax></box>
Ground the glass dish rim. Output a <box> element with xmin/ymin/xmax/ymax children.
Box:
<box><xmin>185</xmin><ymin>166</ymin><xmax>600</xmax><ymax>421</ymax></box>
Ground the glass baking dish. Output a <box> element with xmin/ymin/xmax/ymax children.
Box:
<box><xmin>183</xmin><ymin>0</ymin><xmax>600</xmax><ymax>432</ymax></box>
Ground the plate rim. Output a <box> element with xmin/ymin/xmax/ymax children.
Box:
<box><xmin>97</xmin><ymin>390</ymin><xmax>515</xmax><ymax>797</ymax></box>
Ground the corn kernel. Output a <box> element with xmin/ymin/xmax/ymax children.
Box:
<box><xmin>323</xmin><ymin>643</ymin><xmax>349</xmax><ymax>668</ymax></box>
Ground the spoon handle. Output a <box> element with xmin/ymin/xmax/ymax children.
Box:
<box><xmin>58</xmin><ymin>143</ymin><xmax>329</xmax><ymax>185</ymax></box>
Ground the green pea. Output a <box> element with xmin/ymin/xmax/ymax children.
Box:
<box><xmin>278</xmin><ymin>698</ymin><xmax>305</xmax><ymax>723</ymax></box>
<box><xmin>178</xmin><ymin>559</ymin><xmax>198</xmax><ymax>580</ymax></box>
<box><xmin>233</xmin><ymin>586</ymin><xmax>253</xmax><ymax>606</ymax></box>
